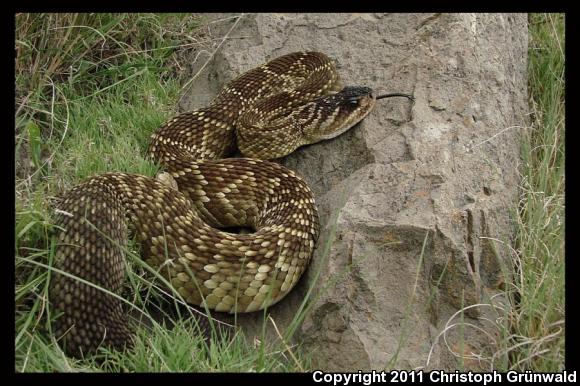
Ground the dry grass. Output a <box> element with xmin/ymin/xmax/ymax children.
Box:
<box><xmin>507</xmin><ymin>13</ymin><xmax>565</xmax><ymax>371</ymax></box>
<box><xmin>14</xmin><ymin>12</ymin><xmax>565</xmax><ymax>372</ymax></box>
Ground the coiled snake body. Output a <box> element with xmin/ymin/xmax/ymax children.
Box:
<box><xmin>50</xmin><ymin>52</ymin><xmax>407</xmax><ymax>356</ymax></box>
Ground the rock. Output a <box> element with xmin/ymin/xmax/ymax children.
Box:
<box><xmin>180</xmin><ymin>13</ymin><xmax>528</xmax><ymax>371</ymax></box>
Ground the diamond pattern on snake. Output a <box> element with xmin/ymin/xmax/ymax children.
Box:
<box><xmin>49</xmin><ymin>51</ymin><xmax>413</xmax><ymax>357</ymax></box>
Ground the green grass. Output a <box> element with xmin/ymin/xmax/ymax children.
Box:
<box><xmin>14</xmin><ymin>13</ymin><xmax>313</xmax><ymax>372</ymax></box>
<box><xmin>507</xmin><ymin>13</ymin><xmax>565</xmax><ymax>371</ymax></box>
<box><xmin>14</xmin><ymin>13</ymin><xmax>565</xmax><ymax>372</ymax></box>
<box><xmin>421</xmin><ymin>13</ymin><xmax>565</xmax><ymax>372</ymax></box>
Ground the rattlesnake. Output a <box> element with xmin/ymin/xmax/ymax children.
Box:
<box><xmin>49</xmin><ymin>51</ymin><xmax>412</xmax><ymax>356</ymax></box>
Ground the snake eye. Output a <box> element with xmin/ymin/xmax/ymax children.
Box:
<box><xmin>348</xmin><ymin>98</ymin><xmax>360</xmax><ymax>106</ymax></box>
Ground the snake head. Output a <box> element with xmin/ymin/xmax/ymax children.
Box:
<box><xmin>237</xmin><ymin>85</ymin><xmax>414</xmax><ymax>160</ymax></box>
<box><xmin>302</xmin><ymin>86</ymin><xmax>378</xmax><ymax>142</ymax></box>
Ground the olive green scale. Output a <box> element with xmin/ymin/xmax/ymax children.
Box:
<box><xmin>49</xmin><ymin>51</ymin><xmax>378</xmax><ymax>357</ymax></box>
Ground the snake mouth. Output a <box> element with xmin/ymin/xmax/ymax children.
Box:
<box><xmin>312</xmin><ymin>94</ymin><xmax>376</xmax><ymax>141</ymax></box>
<box><xmin>311</xmin><ymin>89</ymin><xmax>414</xmax><ymax>142</ymax></box>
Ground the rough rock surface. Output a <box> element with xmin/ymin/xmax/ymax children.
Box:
<box><xmin>180</xmin><ymin>13</ymin><xmax>528</xmax><ymax>371</ymax></box>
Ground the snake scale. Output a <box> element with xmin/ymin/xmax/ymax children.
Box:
<box><xmin>49</xmin><ymin>51</ymin><xmax>411</xmax><ymax>357</ymax></box>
